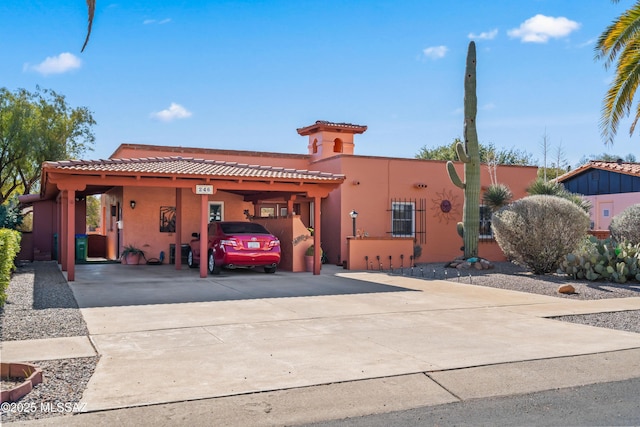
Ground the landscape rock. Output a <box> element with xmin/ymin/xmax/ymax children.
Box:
<box><xmin>558</xmin><ymin>284</ymin><xmax>576</xmax><ymax>294</ymax></box>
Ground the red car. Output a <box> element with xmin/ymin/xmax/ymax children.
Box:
<box><xmin>188</xmin><ymin>221</ymin><xmax>281</xmax><ymax>274</ymax></box>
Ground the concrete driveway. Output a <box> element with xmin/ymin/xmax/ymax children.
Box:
<box><xmin>59</xmin><ymin>263</ymin><xmax>640</xmax><ymax>415</ymax></box>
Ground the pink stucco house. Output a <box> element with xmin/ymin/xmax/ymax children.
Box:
<box><xmin>556</xmin><ymin>160</ymin><xmax>640</xmax><ymax>231</ymax></box>
<box><xmin>21</xmin><ymin>121</ymin><xmax>538</xmax><ymax>280</ymax></box>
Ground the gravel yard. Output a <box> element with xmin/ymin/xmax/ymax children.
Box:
<box><xmin>1</xmin><ymin>260</ymin><xmax>639</xmax><ymax>422</ymax></box>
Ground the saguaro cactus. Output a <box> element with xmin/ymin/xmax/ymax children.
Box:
<box><xmin>446</xmin><ymin>41</ymin><xmax>480</xmax><ymax>259</ymax></box>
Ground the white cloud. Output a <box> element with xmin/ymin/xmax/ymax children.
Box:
<box><xmin>144</xmin><ymin>18</ymin><xmax>172</xmax><ymax>25</ymax></box>
<box><xmin>25</xmin><ymin>52</ymin><xmax>82</xmax><ymax>75</ymax></box>
<box><xmin>578</xmin><ymin>37</ymin><xmax>596</xmax><ymax>48</ymax></box>
<box><xmin>508</xmin><ymin>14</ymin><xmax>580</xmax><ymax>43</ymax></box>
<box><xmin>150</xmin><ymin>103</ymin><xmax>192</xmax><ymax>122</ymax></box>
<box><xmin>423</xmin><ymin>45</ymin><xmax>448</xmax><ymax>60</ymax></box>
<box><xmin>468</xmin><ymin>29</ymin><xmax>498</xmax><ymax>40</ymax></box>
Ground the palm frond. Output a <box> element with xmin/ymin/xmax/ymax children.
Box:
<box><xmin>81</xmin><ymin>0</ymin><xmax>95</xmax><ymax>52</ymax></box>
<box><xmin>596</xmin><ymin>1</ymin><xmax>640</xmax><ymax>144</ymax></box>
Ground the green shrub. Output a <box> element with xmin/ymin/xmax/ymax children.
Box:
<box><xmin>558</xmin><ymin>236</ymin><xmax>640</xmax><ymax>283</ymax></box>
<box><xmin>609</xmin><ymin>204</ymin><xmax>640</xmax><ymax>245</ymax></box>
<box><xmin>0</xmin><ymin>228</ymin><xmax>21</xmax><ymax>306</ymax></box>
<box><xmin>526</xmin><ymin>178</ymin><xmax>591</xmax><ymax>213</ymax></box>
<box><xmin>492</xmin><ymin>195</ymin><xmax>589</xmax><ymax>274</ymax></box>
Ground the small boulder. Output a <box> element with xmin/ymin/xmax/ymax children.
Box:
<box><xmin>557</xmin><ymin>284</ymin><xmax>576</xmax><ymax>294</ymax></box>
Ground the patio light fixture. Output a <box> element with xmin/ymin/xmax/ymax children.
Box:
<box><xmin>349</xmin><ymin>209</ymin><xmax>358</xmax><ymax>237</ymax></box>
<box><xmin>130</xmin><ymin>200</ymin><xmax>136</xmax><ymax>209</ymax></box>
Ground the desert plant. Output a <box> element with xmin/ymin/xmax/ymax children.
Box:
<box><xmin>491</xmin><ymin>195</ymin><xmax>589</xmax><ymax>274</ymax></box>
<box><xmin>121</xmin><ymin>244</ymin><xmax>145</xmax><ymax>257</ymax></box>
<box><xmin>609</xmin><ymin>204</ymin><xmax>640</xmax><ymax>245</ymax></box>
<box><xmin>558</xmin><ymin>236</ymin><xmax>640</xmax><ymax>283</ymax></box>
<box><xmin>483</xmin><ymin>183</ymin><xmax>513</xmax><ymax>212</ymax></box>
<box><xmin>526</xmin><ymin>178</ymin><xmax>564</xmax><ymax>195</ymax></box>
<box><xmin>527</xmin><ymin>178</ymin><xmax>591</xmax><ymax>213</ymax></box>
<box><xmin>446</xmin><ymin>41</ymin><xmax>481</xmax><ymax>259</ymax></box>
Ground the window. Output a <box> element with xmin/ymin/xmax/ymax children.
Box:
<box><xmin>260</xmin><ymin>207</ymin><xmax>275</xmax><ymax>217</ymax></box>
<box><xmin>333</xmin><ymin>138</ymin><xmax>343</xmax><ymax>153</ymax></box>
<box><xmin>479</xmin><ymin>205</ymin><xmax>493</xmax><ymax>239</ymax></box>
<box><xmin>391</xmin><ymin>201</ymin><xmax>415</xmax><ymax>237</ymax></box>
<box><xmin>208</xmin><ymin>202</ymin><xmax>224</xmax><ymax>222</ymax></box>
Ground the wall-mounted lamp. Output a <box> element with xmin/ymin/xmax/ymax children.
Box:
<box><xmin>349</xmin><ymin>209</ymin><xmax>358</xmax><ymax>237</ymax></box>
<box><xmin>130</xmin><ymin>200</ymin><xmax>136</xmax><ymax>210</ymax></box>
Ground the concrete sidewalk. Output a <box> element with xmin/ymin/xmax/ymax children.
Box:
<box><xmin>4</xmin><ymin>265</ymin><xmax>640</xmax><ymax>425</ymax></box>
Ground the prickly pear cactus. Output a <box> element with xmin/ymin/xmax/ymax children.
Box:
<box><xmin>447</xmin><ymin>41</ymin><xmax>480</xmax><ymax>259</ymax></box>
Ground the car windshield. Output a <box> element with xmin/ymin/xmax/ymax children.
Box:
<box><xmin>219</xmin><ymin>222</ymin><xmax>270</xmax><ymax>235</ymax></box>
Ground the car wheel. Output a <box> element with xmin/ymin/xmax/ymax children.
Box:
<box><xmin>187</xmin><ymin>249</ymin><xmax>197</xmax><ymax>268</ymax></box>
<box><xmin>208</xmin><ymin>251</ymin><xmax>219</xmax><ymax>275</ymax></box>
<box><xmin>264</xmin><ymin>265</ymin><xmax>277</xmax><ymax>274</ymax></box>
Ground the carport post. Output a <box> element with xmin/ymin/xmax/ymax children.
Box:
<box><xmin>200</xmin><ymin>193</ymin><xmax>208</xmax><ymax>278</ymax></box>
<box><xmin>175</xmin><ymin>188</ymin><xmax>182</xmax><ymax>270</ymax></box>
<box><xmin>313</xmin><ymin>195</ymin><xmax>321</xmax><ymax>275</ymax></box>
<box><xmin>64</xmin><ymin>189</ymin><xmax>76</xmax><ymax>281</ymax></box>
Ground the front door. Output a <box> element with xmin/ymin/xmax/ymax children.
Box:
<box><xmin>597</xmin><ymin>201</ymin><xmax>614</xmax><ymax>230</ymax></box>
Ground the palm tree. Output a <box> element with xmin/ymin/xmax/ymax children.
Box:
<box><xmin>595</xmin><ymin>0</ymin><xmax>640</xmax><ymax>145</ymax></box>
<box><xmin>82</xmin><ymin>0</ymin><xmax>96</xmax><ymax>52</ymax></box>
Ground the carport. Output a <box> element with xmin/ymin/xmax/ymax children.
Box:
<box><xmin>38</xmin><ymin>156</ymin><xmax>345</xmax><ymax>280</ymax></box>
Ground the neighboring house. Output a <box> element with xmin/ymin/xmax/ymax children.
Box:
<box><xmin>21</xmin><ymin>120</ymin><xmax>538</xmax><ymax>280</ymax></box>
<box><xmin>556</xmin><ymin>160</ymin><xmax>640</xmax><ymax>230</ymax></box>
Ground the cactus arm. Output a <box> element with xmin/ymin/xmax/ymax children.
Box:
<box><xmin>446</xmin><ymin>161</ymin><xmax>465</xmax><ymax>189</ymax></box>
<box><xmin>455</xmin><ymin>141</ymin><xmax>470</xmax><ymax>163</ymax></box>
<box><xmin>456</xmin><ymin>222</ymin><xmax>464</xmax><ymax>238</ymax></box>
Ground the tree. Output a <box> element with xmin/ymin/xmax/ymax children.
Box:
<box><xmin>416</xmin><ymin>140</ymin><xmax>535</xmax><ymax>165</ymax></box>
<box><xmin>595</xmin><ymin>0</ymin><xmax>640</xmax><ymax>145</ymax></box>
<box><xmin>0</xmin><ymin>195</ymin><xmax>23</xmax><ymax>230</ymax></box>
<box><xmin>0</xmin><ymin>87</ymin><xmax>95</xmax><ymax>203</ymax></box>
<box><xmin>576</xmin><ymin>152</ymin><xmax>637</xmax><ymax>166</ymax></box>
<box><xmin>540</xmin><ymin>129</ymin><xmax>550</xmax><ymax>181</ymax></box>
<box><xmin>86</xmin><ymin>195</ymin><xmax>101</xmax><ymax>231</ymax></box>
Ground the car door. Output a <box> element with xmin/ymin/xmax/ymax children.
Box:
<box><xmin>209</xmin><ymin>223</ymin><xmax>224</xmax><ymax>263</ymax></box>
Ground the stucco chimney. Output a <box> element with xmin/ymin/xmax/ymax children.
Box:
<box><xmin>296</xmin><ymin>120</ymin><xmax>367</xmax><ymax>161</ymax></box>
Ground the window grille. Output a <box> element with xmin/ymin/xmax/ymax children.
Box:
<box><xmin>387</xmin><ymin>198</ymin><xmax>426</xmax><ymax>244</ymax></box>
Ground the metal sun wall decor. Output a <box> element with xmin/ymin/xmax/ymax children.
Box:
<box><xmin>431</xmin><ymin>188</ymin><xmax>461</xmax><ymax>224</ymax></box>
<box><xmin>160</xmin><ymin>206</ymin><xmax>176</xmax><ymax>232</ymax></box>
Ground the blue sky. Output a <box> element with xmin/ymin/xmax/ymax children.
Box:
<box><xmin>2</xmin><ymin>0</ymin><xmax>639</xmax><ymax>167</ymax></box>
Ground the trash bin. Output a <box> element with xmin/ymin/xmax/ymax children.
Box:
<box><xmin>169</xmin><ymin>243</ymin><xmax>190</xmax><ymax>264</ymax></box>
<box><xmin>75</xmin><ymin>234</ymin><xmax>88</xmax><ymax>261</ymax></box>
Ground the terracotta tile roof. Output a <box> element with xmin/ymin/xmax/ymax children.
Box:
<box><xmin>296</xmin><ymin>120</ymin><xmax>368</xmax><ymax>135</ymax></box>
<box><xmin>43</xmin><ymin>156</ymin><xmax>346</xmax><ymax>181</ymax></box>
<box><xmin>556</xmin><ymin>160</ymin><xmax>640</xmax><ymax>182</ymax></box>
